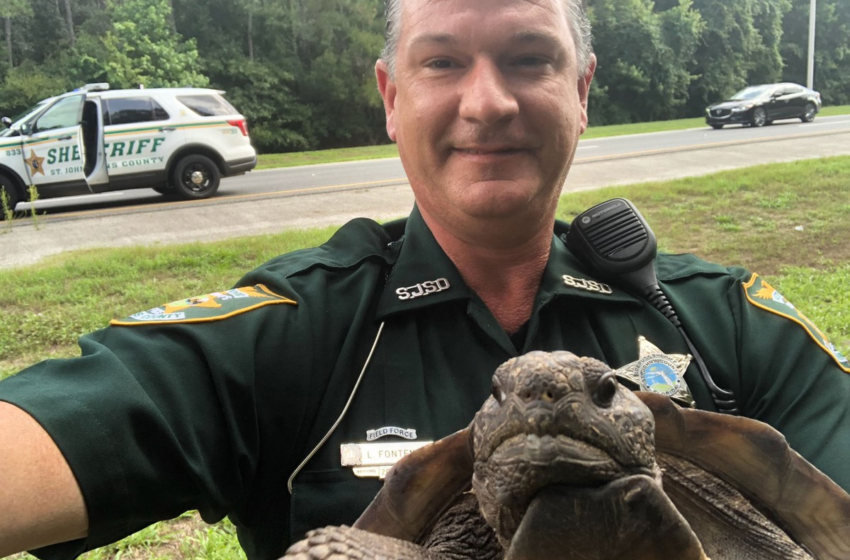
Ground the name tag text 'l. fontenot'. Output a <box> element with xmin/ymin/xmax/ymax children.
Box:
<box><xmin>340</xmin><ymin>442</ymin><xmax>433</xmax><ymax>467</ymax></box>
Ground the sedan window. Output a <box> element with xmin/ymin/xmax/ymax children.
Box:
<box><xmin>730</xmin><ymin>86</ymin><xmax>773</xmax><ymax>100</ymax></box>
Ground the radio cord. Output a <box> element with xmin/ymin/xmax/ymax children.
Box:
<box><xmin>642</xmin><ymin>285</ymin><xmax>739</xmax><ymax>414</ymax></box>
<box><xmin>287</xmin><ymin>321</ymin><xmax>386</xmax><ymax>494</ymax></box>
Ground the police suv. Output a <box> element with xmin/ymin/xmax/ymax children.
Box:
<box><xmin>0</xmin><ymin>84</ymin><xmax>257</xmax><ymax>213</ymax></box>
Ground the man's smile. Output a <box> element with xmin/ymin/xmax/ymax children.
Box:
<box><xmin>452</xmin><ymin>146</ymin><xmax>530</xmax><ymax>159</ymax></box>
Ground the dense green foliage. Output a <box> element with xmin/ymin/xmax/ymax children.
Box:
<box><xmin>781</xmin><ymin>0</ymin><xmax>850</xmax><ymax>105</ymax></box>
<box><xmin>1</xmin><ymin>0</ymin><xmax>847</xmax><ymax>150</ymax></box>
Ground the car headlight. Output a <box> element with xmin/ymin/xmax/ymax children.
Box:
<box><xmin>732</xmin><ymin>104</ymin><xmax>754</xmax><ymax>112</ymax></box>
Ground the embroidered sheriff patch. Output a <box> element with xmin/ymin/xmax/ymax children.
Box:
<box><xmin>743</xmin><ymin>274</ymin><xmax>850</xmax><ymax>372</ymax></box>
<box><xmin>111</xmin><ymin>284</ymin><xmax>296</xmax><ymax>326</ymax></box>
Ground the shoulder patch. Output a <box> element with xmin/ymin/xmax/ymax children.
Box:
<box><xmin>743</xmin><ymin>274</ymin><xmax>850</xmax><ymax>372</ymax></box>
<box><xmin>111</xmin><ymin>284</ymin><xmax>297</xmax><ymax>326</ymax></box>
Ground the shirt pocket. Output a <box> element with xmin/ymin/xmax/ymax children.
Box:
<box><xmin>289</xmin><ymin>467</ymin><xmax>384</xmax><ymax>543</ymax></box>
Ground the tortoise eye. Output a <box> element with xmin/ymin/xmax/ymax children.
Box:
<box><xmin>593</xmin><ymin>373</ymin><xmax>618</xmax><ymax>408</ymax></box>
<box><xmin>492</xmin><ymin>379</ymin><xmax>507</xmax><ymax>404</ymax></box>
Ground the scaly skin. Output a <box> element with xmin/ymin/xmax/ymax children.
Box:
<box><xmin>471</xmin><ymin>351</ymin><xmax>659</xmax><ymax>547</ymax></box>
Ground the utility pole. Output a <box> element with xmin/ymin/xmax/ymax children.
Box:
<box><xmin>807</xmin><ymin>0</ymin><xmax>816</xmax><ymax>89</ymax></box>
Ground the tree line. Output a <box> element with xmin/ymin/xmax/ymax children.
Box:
<box><xmin>0</xmin><ymin>0</ymin><xmax>847</xmax><ymax>153</ymax></box>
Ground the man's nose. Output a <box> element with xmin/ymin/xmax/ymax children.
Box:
<box><xmin>459</xmin><ymin>60</ymin><xmax>519</xmax><ymax>125</ymax></box>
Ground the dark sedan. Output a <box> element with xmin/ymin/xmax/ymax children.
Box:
<box><xmin>705</xmin><ymin>83</ymin><xmax>821</xmax><ymax>129</ymax></box>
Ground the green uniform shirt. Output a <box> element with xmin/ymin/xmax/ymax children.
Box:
<box><xmin>2</xmin><ymin>206</ymin><xmax>849</xmax><ymax>559</ymax></box>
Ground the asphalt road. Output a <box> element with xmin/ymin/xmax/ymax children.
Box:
<box><xmin>3</xmin><ymin>118</ymin><xmax>850</xmax><ymax>269</ymax></box>
<box><xmin>20</xmin><ymin>115</ymin><xmax>850</xmax><ymax>216</ymax></box>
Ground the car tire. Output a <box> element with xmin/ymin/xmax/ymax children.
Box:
<box><xmin>171</xmin><ymin>155</ymin><xmax>221</xmax><ymax>200</ymax></box>
<box><xmin>750</xmin><ymin>107</ymin><xmax>767</xmax><ymax>127</ymax></box>
<box><xmin>710</xmin><ymin>124</ymin><xmax>723</xmax><ymax>130</ymax></box>
<box><xmin>0</xmin><ymin>176</ymin><xmax>22</xmax><ymax>220</ymax></box>
<box><xmin>801</xmin><ymin>103</ymin><xmax>816</xmax><ymax>123</ymax></box>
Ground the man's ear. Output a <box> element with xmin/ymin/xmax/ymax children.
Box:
<box><xmin>578</xmin><ymin>53</ymin><xmax>597</xmax><ymax>135</ymax></box>
<box><xmin>376</xmin><ymin>59</ymin><xmax>398</xmax><ymax>142</ymax></box>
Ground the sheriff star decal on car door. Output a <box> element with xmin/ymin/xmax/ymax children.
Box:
<box><xmin>25</xmin><ymin>150</ymin><xmax>46</xmax><ymax>176</ymax></box>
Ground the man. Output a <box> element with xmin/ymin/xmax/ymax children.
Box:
<box><xmin>1</xmin><ymin>0</ymin><xmax>849</xmax><ymax>558</ymax></box>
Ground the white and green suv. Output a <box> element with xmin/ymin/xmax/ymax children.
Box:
<box><xmin>0</xmin><ymin>84</ymin><xmax>257</xmax><ymax>214</ymax></box>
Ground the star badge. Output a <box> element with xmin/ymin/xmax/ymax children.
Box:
<box><xmin>613</xmin><ymin>336</ymin><xmax>695</xmax><ymax>408</ymax></box>
<box><xmin>24</xmin><ymin>149</ymin><xmax>46</xmax><ymax>176</ymax></box>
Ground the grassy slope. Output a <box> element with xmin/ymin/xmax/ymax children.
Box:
<box><xmin>3</xmin><ymin>156</ymin><xmax>850</xmax><ymax>559</ymax></box>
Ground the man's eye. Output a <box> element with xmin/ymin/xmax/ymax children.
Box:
<box><xmin>514</xmin><ymin>56</ymin><xmax>549</xmax><ymax>67</ymax></box>
<box><xmin>428</xmin><ymin>59</ymin><xmax>457</xmax><ymax>69</ymax></box>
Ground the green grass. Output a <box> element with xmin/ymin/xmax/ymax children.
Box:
<box><xmin>582</xmin><ymin>117</ymin><xmax>708</xmax><ymax>139</ymax></box>
<box><xmin>0</xmin><ymin>227</ymin><xmax>339</xmax><ymax>378</ymax></box>
<box><xmin>254</xmin><ymin>106</ymin><xmax>850</xmax><ymax>169</ymax></box>
<box><xmin>256</xmin><ymin>144</ymin><xmax>399</xmax><ymax>169</ymax></box>
<box><xmin>556</xmin><ymin>156</ymin><xmax>850</xmax><ymax>281</ymax></box>
<box><xmin>819</xmin><ymin>104</ymin><xmax>850</xmax><ymax>117</ymax></box>
<box><xmin>3</xmin><ymin>156</ymin><xmax>850</xmax><ymax>558</ymax></box>
<box><xmin>7</xmin><ymin>514</ymin><xmax>246</xmax><ymax>560</ymax></box>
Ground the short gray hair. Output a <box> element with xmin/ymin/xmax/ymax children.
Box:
<box><xmin>380</xmin><ymin>0</ymin><xmax>593</xmax><ymax>78</ymax></box>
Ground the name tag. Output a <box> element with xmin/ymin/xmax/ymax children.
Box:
<box><xmin>340</xmin><ymin>442</ymin><xmax>433</xmax><ymax>479</ymax></box>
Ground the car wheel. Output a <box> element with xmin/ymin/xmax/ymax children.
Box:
<box><xmin>710</xmin><ymin>124</ymin><xmax>723</xmax><ymax>130</ymax></box>
<box><xmin>750</xmin><ymin>107</ymin><xmax>767</xmax><ymax>127</ymax></box>
<box><xmin>0</xmin><ymin>176</ymin><xmax>22</xmax><ymax>220</ymax></box>
<box><xmin>171</xmin><ymin>155</ymin><xmax>221</xmax><ymax>200</ymax></box>
<box><xmin>801</xmin><ymin>103</ymin><xmax>816</xmax><ymax>123</ymax></box>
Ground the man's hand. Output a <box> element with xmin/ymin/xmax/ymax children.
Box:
<box><xmin>0</xmin><ymin>401</ymin><xmax>88</xmax><ymax>556</ymax></box>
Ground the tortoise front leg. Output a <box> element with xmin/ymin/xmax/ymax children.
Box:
<box><xmin>284</xmin><ymin>492</ymin><xmax>504</xmax><ymax>560</ymax></box>
<box><xmin>283</xmin><ymin>525</ymin><xmax>441</xmax><ymax>560</ymax></box>
<box><xmin>506</xmin><ymin>475</ymin><xmax>707</xmax><ymax>560</ymax></box>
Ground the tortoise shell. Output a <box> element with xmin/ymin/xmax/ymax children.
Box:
<box><xmin>286</xmin><ymin>352</ymin><xmax>850</xmax><ymax>560</ymax></box>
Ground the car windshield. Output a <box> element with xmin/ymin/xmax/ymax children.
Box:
<box><xmin>0</xmin><ymin>100</ymin><xmax>50</xmax><ymax>137</ymax></box>
<box><xmin>730</xmin><ymin>86</ymin><xmax>774</xmax><ymax>101</ymax></box>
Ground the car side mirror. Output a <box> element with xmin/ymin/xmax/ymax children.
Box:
<box><xmin>1</xmin><ymin>117</ymin><xmax>10</xmax><ymax>128</ymax></box>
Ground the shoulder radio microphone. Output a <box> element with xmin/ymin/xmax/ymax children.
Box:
<box><xmin>566</xmin><ymin>198</ymin><xmax>738</xmax><ymax>414</ymax></box>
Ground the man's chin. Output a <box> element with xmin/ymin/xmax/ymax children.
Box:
<box><xmin>454</xmin><ymin>184</ymin><xmax>543</xmax><ymax>221</ymax></box>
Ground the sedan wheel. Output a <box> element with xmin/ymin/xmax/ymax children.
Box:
<box><xmin>751</xmin><ymin>107</ymin><xmax>767</xmax><ymax>127</ymax></box>
<box><xmin>801</xmin><ymin>103</ymin><xmax>816</xmax><ymax>123</ymax></box>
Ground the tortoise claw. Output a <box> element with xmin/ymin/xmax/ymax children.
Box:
<box><xmin>282</xmin><ymin>525</ymin><xmax>437</xmax><ymax>560</ymax></box>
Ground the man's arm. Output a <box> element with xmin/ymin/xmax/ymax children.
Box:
<box><xmin>0</xmin><ymin>401</ymin><xmax>88</xmax><ymax>557</ymax></box>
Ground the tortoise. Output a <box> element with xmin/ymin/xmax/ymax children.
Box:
<box><xmin>283</xmin><ymin>351</ymin><xmax>850</xmax><ymax>560</ymax></box>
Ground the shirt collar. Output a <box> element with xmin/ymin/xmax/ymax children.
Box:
<box><xmin>376</xmin><ymin>206</ymin><xmax>474</xmax><ymax>320</ymax></box>
<box><xmin>538</xmin><ymin>224</ymin><xmax>643</xmax><ymax>306</ymax></box>
<box><xmin>376</xmin><ymin>211</ymin><xmax>642</xmax><ymax>321</ymax></box>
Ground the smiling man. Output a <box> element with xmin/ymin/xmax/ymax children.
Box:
<box><xmin>377</xmin><ymin>0</ymin><xmax>594</xmax><ymax>335</ymax></box>
<box><xmin>1</xmin><ymin>1</ymin><xmax>849</xmax><ymax>559</ymax></box>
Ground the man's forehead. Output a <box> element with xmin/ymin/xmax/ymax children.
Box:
<box><xmin>400</xmin><ymin>0</ymin><xmax>568</xmax><ymax>32</ymax></box>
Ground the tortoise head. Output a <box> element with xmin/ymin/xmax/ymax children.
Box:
<box><xmin>471</xmin><ymin>351</ymin><xmax>659</xmax><ymax>546</ymax></box>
